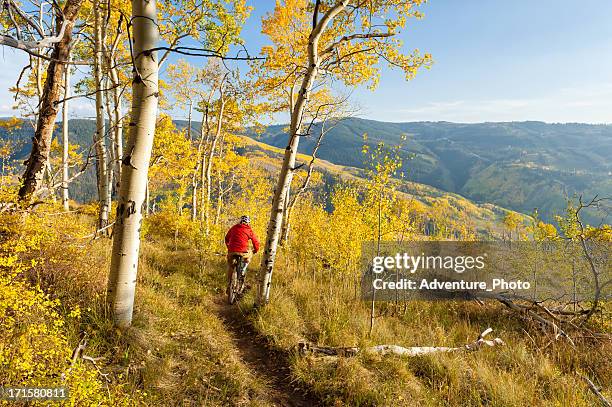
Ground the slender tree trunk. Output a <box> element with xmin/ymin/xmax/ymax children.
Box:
<box><xmin>35</xmin><ymin>2</ymin><xmax>44</xmax><ymax>100</ymax></box>
<box><xmin>279</xmin><ymin>177</ymin><xmax>292</xmax><ymax>243</ymax></box>
<box><xmin>18</xmin><ymin>0</ymin><xmax>84</xmax><ymax>201</ymax></box>
<box><xmin>107</xmin><ymin>0</ymin><xmax>159</xmax><ymax>328</ymax></box>
<box><xmin>257</xmin><ymin>2</ymin><xmax>348</xmax><ymax>305</ymax></box>
<box><xmin>370</xmin><ymin>189</ymin><xmax>382</xmax><ymax>336</ymax></box>
<box><xmin>109</xmin><ymin>63</ymin><xmax>123</xmax><ymax>191</ymax></box>
<box><xmin>185</xmin><ymin>102</ymin><xmax>198</xmax><ymax>221</ymax></box>
<box><xmin>215</xmin><ymin>172</ymin><xmax>224</xmax><ymax>226</ymax></box>
<box><xmin>61</xmin><ymin>50</ymin><xmax>72</xmax><ymax>211</ymax></box>
<box><xmin>199</xmin><ymin>155</ymin><xmax>206</xmax><ymax>220</ymax></box>
<box><xmin>198</xmin><ymin>99</ymin><xmax>212</xmax><ymax>222</ymax></box>
<box><xmin>93</xmin><ymin>0</ymin><xmax>110</xmax><ymax>229</ymax></box>
<box><xmin>104</xmin><ymin>77</ymin><xmax>115</xmax><ymax>196</ymax></box>
<box><xmin>203</xmin><ymin>90</ymin><xmax>226</xmax><ymax>234</ymax></box>
<box><xmin>279</xmin><ymin>86</ymin><xmax>297</xmax><ymax>244</ymax></box>
<box><xmin>186</xmin><ymin>101</ymin><xmax>193</xmax><ymax>141</ymax></box>
<box><xmin>191</xmin><ymin>181</ymin><xmax>198</xmax><ymax>220</ymax></box>
<box><xmin>145</xmin><ymin>181</ymin><xmax>150</xmax><ymax>216</ymax></box>
<box><xmin>214</xmin><ymin>136</ymin><xmax>230</xmax><ymax>226</ymax></box>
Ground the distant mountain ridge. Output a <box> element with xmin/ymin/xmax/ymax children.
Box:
<box><xmin>251</xmin><ymin>118</ymin><xmax>612</xmax><ymax>224</ymax></box>
<box><xmin>2</xmin><ymin>117</ymin><xmax>610</xmax><ymax>224</ymax></box>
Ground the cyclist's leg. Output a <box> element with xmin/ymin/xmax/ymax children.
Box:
<box><xmin>241</xmin><ymin>251</ymin><xmax>252</xmax><ymax>274</ymax></box>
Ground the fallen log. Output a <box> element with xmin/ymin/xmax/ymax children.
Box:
<box><xmin>298</xmin><ymin>328</ymin><xmax>503</xmax><ymax>358</ymax></box>
<box><xmin>577</xmin><ymin>371</ymin><xmax>611</xmax><ymax>407</ymax></box>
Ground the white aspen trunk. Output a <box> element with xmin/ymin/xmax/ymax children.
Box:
<box><xmin>104</xmin><ymin>77</ymin><xmax>115</xmax><ymax>198</ymax></box>
<box><xmin>256</xmin><ymin>1</ymin><xmax>348</xmax><ymax>306</ymax></box>
<box><xmin>197</xmin><ymin>93</ymin><xmax>213</xmax><ymax>222</ymax></box>
<box><xmin>215</xmin><ymin>171</ymin><xmax>223</xmax><ymax>226</ymax></box>
<box><xmin>107</xmin><ymin>0</ymin><xmax>159</xmax><ymax>328</ymax></box>
<box><xmin>278</xmin><ymin>85</ymin><xmax>299</xmax><ymax>245</ymax></box>
<box><xmin>110</xmin><ymin>62</ymin><xmax>123</xmax><ymax>191</ymax></box>
<box><xmin>199</xmin><ymin>155</ymin><xmax>206</xmax><ymax>220</ymax></box>
<box><xmin>35</xmin><ymin>55</ymin><xmax>43</xmax><ymax>105</ymax></box>
<box><xmin>191</xmin><ymin>182</ymin><xmax>197</xmax><ymax>220</ymax></box>
<box><xmin>186</xmin><ymin>101</ymin><xmax>193</xmax><ymax>141</ymax></box>
<box><xmin>177</xmin><ymin>189</ymin><xmax>184</xmax><ymax>215</ymax></box>
<box><xmin>93</xmin><ymin>0</ymin><xmax>110</xmax><ymax>229</ymax></box>
<box><xmin>279</xmin><ymin>176</ymin><xmax>292</xmax><ymax>244</ymax></box>
<box><xmin>203</xmin><ymin>94</ymin><xmax>225</xmax><ymax>234</ymax></box>
<box><xmin>145</xmin><ymin>181</ymin><xmax>150</xmax><ymax>216</ymax></box>
<box><xmin>35</xmin><ymin>2</ymin><xmax>44</xmax><ymax>100</ymax></box>
<box><xmin>61</xmin><ymin>51</ymin><xmax>72</xmax><ymax>211</ymax></box>
<box><xmin>185</xmin><ymin>102</ymin><xmax>198</xmax><ymax>221</ymax></box>
<box><xmin>213</xmin><ymin>135</ymin><xmax>225</xmax><ymax>225</ymax></box>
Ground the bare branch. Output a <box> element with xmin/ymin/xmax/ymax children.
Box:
<box><xmin>577</xmin><ymin>371</ymin><xmax>611</xmax><ymax>407</ymax></box>
<box><xmin>140</xmin><ymin>45</ymin><xmax>264</xmax><ymax>61</ymax></box>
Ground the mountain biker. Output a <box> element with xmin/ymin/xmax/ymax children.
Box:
<box><xmin>225</xmin><ymin>215</ymin><xmax>260</xmax><ymax>291</ymax></box>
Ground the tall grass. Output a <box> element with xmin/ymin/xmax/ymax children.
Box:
<box><xmin>247</xmin><ymin>248</ymin><xmax>610</xmax><ymax>406</ymax></box>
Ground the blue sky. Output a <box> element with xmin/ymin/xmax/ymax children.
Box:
<box><xmin>1</xmin><ymin>0</ymin><xmax>612</xmax><ymax>123</ymax></box>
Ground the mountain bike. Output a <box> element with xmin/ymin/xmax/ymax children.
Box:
<box><xmin>227</xmin><ymin>254</ymin><xmax>247</xmax><ymax>304</ymax></box>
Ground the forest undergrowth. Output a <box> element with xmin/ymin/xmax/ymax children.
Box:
<box><xmin>1</xmin><ymin>199</ymin><xmax>609</xmax><ymax>406</ymax></box>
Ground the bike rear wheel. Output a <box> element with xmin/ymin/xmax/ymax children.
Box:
<box><xmin>228</xmin><ymin>255</ymin><xmax>247</xmax><ymax>304</ymax></box>
<box><xmin>228</xmin><ymin>269</ymin><xmax>238</xmax><ymax>304</ymax></box>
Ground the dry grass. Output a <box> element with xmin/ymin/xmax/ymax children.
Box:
<box><xmin>247</xmin><ymin>248</ymin><xmax>611</xmax><ymax>406</ymax></box>
<box><xmin>126</xmin><ymin>241</ymin><xmax>272</xmax><ymax>406</ymax></box>
<box><xmin>7</xmin><ymin>208</ymin><xmax>273</xmax><ymax>406</ymax></box>
<box><xmin>9</xmin><ymin>207</ymin><xmax>609</xmax><ymax>406</ymax></box>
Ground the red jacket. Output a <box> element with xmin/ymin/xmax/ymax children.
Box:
<box><xmin>225</xmin><ymin>223</ymin><xmax>260</xmax><ymax>253</ymax></box>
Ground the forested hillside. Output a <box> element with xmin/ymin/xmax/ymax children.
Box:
<box><xmin>6</xmin><ymin>117</ymin><xmax>608</xmax><ymax>225</ymax></box>
<box><xmin>1</xmin><ymin>118</ymin><xmax>526</xmax><ymax>236</ymax></box>
<box><xmin>256</xmin><ymin>118</ymin><xmax>612</xmax><ymax>224</ymax></box>
<box><xmin>0</xmin><ymin>119</ymin><xmax>99</xmax><ymax>202</ymax></box>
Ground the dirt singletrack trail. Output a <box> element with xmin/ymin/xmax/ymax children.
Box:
<box><xmin>213</xmin><ymin>296</ymin><xmax>319</xmax><ymax>407</ymax></box>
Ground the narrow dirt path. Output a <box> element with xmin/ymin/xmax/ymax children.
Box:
<box><xmin>213</xmin><ymin>297</ymin><xmax>319</xmax><ymax>407</ymax></box>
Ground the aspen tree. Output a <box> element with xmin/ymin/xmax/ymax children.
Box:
<box><xmin>256</xmin><ymin>0</ymin><xmax>431</xmax><ymax>305</ymax></box>
<box><xmin>93</xmin><ymin>0</ymin><xmax>111</xmax><ymax>228</ymax></box>
<box><xmin>17</xmin><ymin>0</ymin><xmax>85</xmax><ymax>200</ymax></box>
<box><xmin>61</xmin><ymin>50</ymin><xmax>73</xmax><ymax>211</ymax></box>
<box><xmin>107</xmin><ymin>0</ymin><xmax>159</xmax><ymax>328</ymax></box>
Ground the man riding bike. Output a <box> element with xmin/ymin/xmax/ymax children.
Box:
<box><xmin>225</xmin><ymin>215</ymin><xmax>260</xmax><ymax>293</ymax></box>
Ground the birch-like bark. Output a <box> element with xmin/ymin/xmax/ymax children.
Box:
<box><xmin>278</xmin><ymin>85</ymin><xmax>299</xmax><ymax>244</ymax></box>
<box><xmin>93</xmin><ymin>0</ymin><xmax>110</xmax><ymax>228</ymax></box>
<box><xmin>183</xmin><ymin>102</ymin><xmax>198</xmax><ymax>221</ymax></box>
<box><xmin>199</xmin><ymin>154</ymin><xmax>206</xmax><ymax>220</ymax></box>
<box><xmin>61</xmin><ymin>50</ymin><xmax>72</xmax><ymax>211</ymax></box>
<box><xmin>213</xmin><ymin>135</ymin><xmax>228</xmax><ymax>225</ymax></box>
<box><xmin>104</xmin><ymin>77</ymin><xmax>115</xmax><ymax>197</ymax></box>
<box><xmin>145</xmin><ymin>181</ymin><xmax>150</xmax><ymax>216</ymax></box>
<box><xmin>299</xmin><ymin>328</ymin><xmax>504</xmax><ymax>357</ymax></box>
<box><xmin>279</xmin><ymin>177</ymin><xmax>292</xmax><ymax>243</ymax></box>
<box><xmin>18</xmin><ymin>0</ymin><xmax>84</xmax><ymax>201</ymax></box>
<box><xmin>203</xmin><ymin>79</ymin><xmax>226</xmax><ymax>233</ymax></box>
<box><xmin>198</xmin><ymin>96</ymin><xmax>213</xmax><ymax>222</ymax></box>
<box><xmin>107</xmin><ymin>0</ymin><xmax>159</xmax><ymax>328</ymax></box>
<box><xmin>203</xmin><ymin>98</ymin><xmax>225</xmax><ymax>233</ymax></box>
<box><xmin>257</xmin><ymin>1</ymin><xmax>349</xmax><ymax>305</ymax></box>
<box><xmin>35</xmin><ymin>2</ymin><xmax>44</xmax><ymax>100</ymax></box>
<box><xmin>109</xmin><ymin>62</ymin><xmax>123</xmax><ymax>190</ymax></box>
